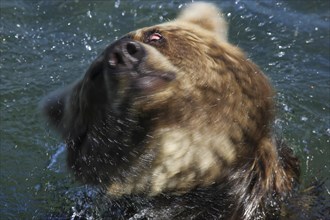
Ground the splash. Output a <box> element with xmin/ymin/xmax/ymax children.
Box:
<box><xmin>47</xmin><ymin>143</ymin><xmax>66</xmax><ymax>172</ymax></box>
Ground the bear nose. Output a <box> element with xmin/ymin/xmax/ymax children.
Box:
<box><xmin>108</xmin><ymin>40</ymin><xmax>144</xmax><ymax>69</ymax></box>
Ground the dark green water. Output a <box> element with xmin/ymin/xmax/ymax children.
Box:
<box><xmin>0</xmin><ymin>0</ymin><xmax>329</xmax><ymax>219</ymax></box>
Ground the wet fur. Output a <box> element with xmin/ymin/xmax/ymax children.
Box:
<box><xmin>42</xmin><ymin>2</ymin><xmax>300</xmax><ymax>219</ymax></box>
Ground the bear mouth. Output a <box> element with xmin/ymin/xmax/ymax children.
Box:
<box><xmin>132</xmin><ymin>71</ymin><xmax>176</xmax><ymax>92</ymax></box>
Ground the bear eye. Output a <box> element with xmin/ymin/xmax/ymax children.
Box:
<box><xmin>145</xmin><ymin>31</ymin><xmax>164</xmax><ymax>45</ymax></box>
<box><xmin>149</xmin><ymin>33</ymin><xmax>162</xmax><ymax>41</ymax></box>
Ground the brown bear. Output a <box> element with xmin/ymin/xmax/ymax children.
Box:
<box><xmin>42</xmin><ymin>2</ymin><xmax>300</xmax><ymax>219</ymax></box>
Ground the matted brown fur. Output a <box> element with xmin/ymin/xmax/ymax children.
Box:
<box><xmin>41</xmin><ymin>2</ymin><xmax>300</xmax><ymax>219</ymax></box>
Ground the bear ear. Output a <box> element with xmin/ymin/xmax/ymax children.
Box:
<box><xmin>177</xmin><ymin>2</ymin><xmax>228</xmax><ymax>41</ymax></box>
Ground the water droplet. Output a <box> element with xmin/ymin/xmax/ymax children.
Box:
<box><xmin>87</xmin><ymin>10</ymin><xmax>92</xmax><ymax>18</ymax></box>
<box><xmin>301</xmin><ymin>116</ymin><xmax>308</xmax><ymax>121</ymax></box>
<box><xmin>305</xmin><ymin>38</ymin><xmax>314</xmax><ymax>44</ymax></box>
<box><xmin>34</xmin><ymin>184</ymin><xmax>41</xmax><ymax>191</ymax></box>
<box><xmin>283</xmin><ymin>104</ymin><xmax>292</xmax><ymax>112</ymax></box>
<box><xmin>258</xmin><ymin>22</ymin><xmax>265</xmax><ymax>27</ymax></box>
<box><xmin>326</xmin><ymin>128</ymin><xmax>330</xmax><ymax>136</ymax></box>
<box><xmin>85</xmin><ymin>45</ymin><xmax>91</xmax><ymax>51</ymax></box>
<box><xmin>275</xmin><ymin>51</ymin><xmax>285</xmax><ymax>57</ymax></box>
<box><xmin>115</xmin><ymin>0</ymin><xmax>120</xmax><ymax>8</ymax></box>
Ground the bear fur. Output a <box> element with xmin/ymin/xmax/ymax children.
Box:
<box><xmin>42</xmin><ymin>2</ymin><xmax>300</xmax><ymax>219</ymax></box>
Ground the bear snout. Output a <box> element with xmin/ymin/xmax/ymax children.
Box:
<box><xmin>108</xmin><ymin>39</ymin><xmax>145</xmax><ymax>72</ymax></box>
<box><xmin>94</xmin><ymin>38</ymin><xmax>177</xmax><ymax>94</ymax></box>
<box><xmin>86</xmin><ymin>39</ymin><xmax>146</xmax><ymax>82</ymax></box>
